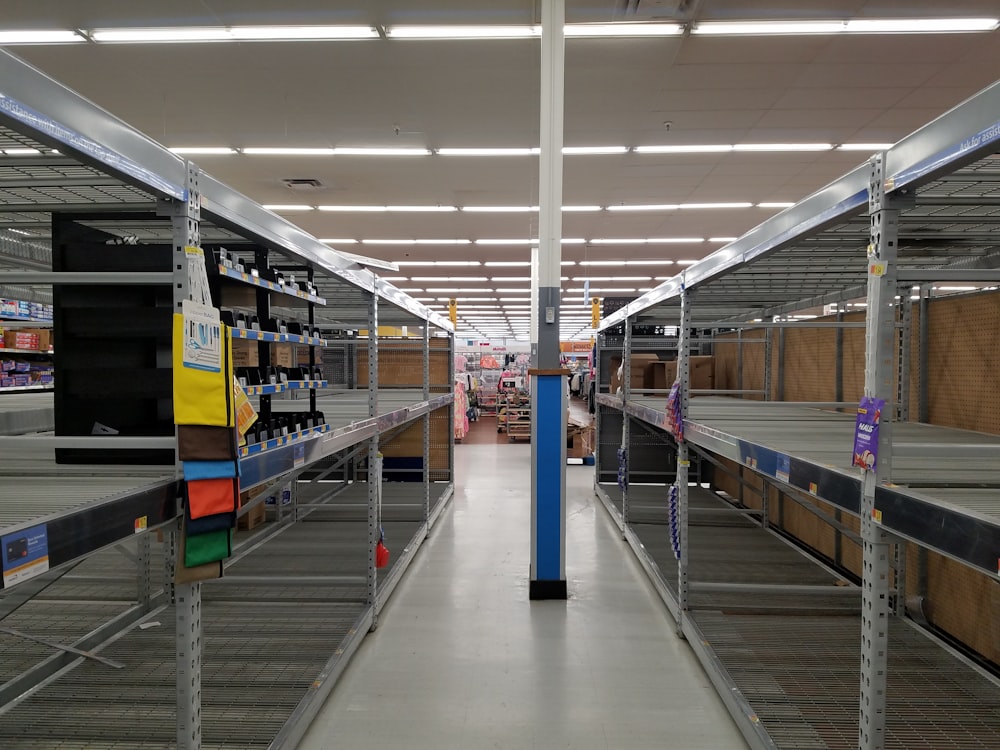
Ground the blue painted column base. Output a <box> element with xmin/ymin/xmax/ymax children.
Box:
<box><xmin>530</xmin><ymin>371</ymin><xmax>568</xmax><ymax>600</ymax></box>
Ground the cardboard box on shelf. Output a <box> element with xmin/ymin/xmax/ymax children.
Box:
<box><xmin>645</xmin><ymin>360</ymin><xmax>677</xmax><ymax>394</ymax></box>
<box><xmin>609</xmin><ymin>353</ymin><xmax>659</xmax><ymax>394</ymax></box>
<box><xmin>232</xmin><ymin>339</ymin><xmax>260</xmax><ymax>367</ymax></box>
<box><xmin>237</xmin><ymin>487</ymin><xmax>269</xmax><ymax>530</ymax></box>
<box><xmin>567</xmin><ymin>425</ymin><xmax>595</xmax><ymax>458</ymax></box>
<box><xmin>4</xmin><ymin>330</ymin><xmax>39</xmax><ymax>350</ymax></box>
<box><xmin>34</xmin><ymin>329</ymin><xmax>52</xmax><ymax>352</ymax></box>
<box><xmin>270</xmin><ymin>343</ymin><xmax>293</xmax><ymax>368</ymax></box>
<box><xmin>690</xmin><ymin>355</ymin><xmax>715</xmax><ymax>392</ymax></box>
<box><xmin>237</xmin><ymin>501</ymin><xmax>266</xmax><ymax>530</ymax></box>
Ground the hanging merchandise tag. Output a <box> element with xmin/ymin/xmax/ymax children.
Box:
<box><xmin>852</xmin><ymin>396</ymin><xmax>885</xmax><ymax>471</ymax></box>
<box><xmin>233</xmin><ymin>376</ymin><xmax>258</xmax><ymax>436</ymax></box>
<box><xmin>181</xmin><ymin>300</ymin><xmax>222</xmax><ymax>373</ymax></box>
<box><xmin>185</xmin><ymin>246</ymin><xmax>214</xmax><ymax>306</ymax></box>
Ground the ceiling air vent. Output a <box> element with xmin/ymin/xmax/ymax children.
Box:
<box><xmin>281</xmin><ymin>178</ymin><xmax>324</xmax><ymax>191</ymax></box>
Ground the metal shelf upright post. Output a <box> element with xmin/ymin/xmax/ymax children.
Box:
<box><xmin>620</xmin><ymin>316</ymin><xmax>632</xmax><ymax>532</ymax></box>
<box><xmin>367</xmin><ymin>293</ymin><xmax>379</xmax><ymax>628</ymax></box>
<box><xmin>423</xmin><ymin>322</ymin><xmax>431</xmax><ymax>523</ymax></box>
<box><xmin>165</xmin><ymin>159</ymin><xmax>203</xmax><ymax>750</ymax></box>
<box><xmin>858</xmin><ymin>152</ymin><xmax>903</xmax><ymax>750</ymax></box>
<box><xmin>676</xmin><ymin>281</ymin><xmax>691</xmax><ymax>635</ymax></box>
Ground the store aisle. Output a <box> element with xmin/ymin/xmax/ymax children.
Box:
<box><xmin>298</xmin><ymin>445</ymin><xmax>748</xmax><ymax>750</ymax></box>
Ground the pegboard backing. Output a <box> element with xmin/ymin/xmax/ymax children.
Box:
<box><xmin>357</xmin><ymin>338</ymin><xmax>450</xmax><ymax>389</ymax></box>
<box><xmin>842</xmin><ymin>311</ymin><xmax>868</xmax><ymax>404</ymax></box>
<box><xmin>925</xmin><ymin>290</ymin><xmax>1000</xmax><ymax>435</ymax></box>
<box><xmin>781</xmin><ymin>326</ymin><xmax>837</xmax><ymax>402</ymax></box>
<box><xmin>906</xmin><ymin>543</ymin><xmax>1000</xmax><ymax>664</ymax></box>
<box><xmin>379</xmin><ymin>409</ymin><xmax>451</xmax><ymax>482</ymax></box>
<box><xmin>715</xmin><ymin>332</ymin><xmax>766</xmax><ymax>400</ymax></box>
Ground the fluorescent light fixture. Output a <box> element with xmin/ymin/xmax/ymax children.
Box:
<box><xmin>936</xmin><ymin>286</ymin><xmax>979</xmax><ymax>291</ymax></box>
<box><xmin>439</xmin><ymin>148</ymin><xmax>539</xmax><ymax>156</ymax></box>
<box><xmin>230</xmin><ymin>26</ymin><xmax>379</xmax><ymax>40</ymax></box>
<box><xmin>0</xmin><ymin>30</ymin><xmax>86</xmax><ymax>44</ymax></box>
<box><xmin>263</xmin><ymin>204</ymin><xmax>313</xmax><ymax>211</ymax></box>
<box><xmin>562</xmin><ymin>146</ymin><xmax>628</xmax><ymax>155</ymax></box>
<box><xmin>562</xmin><ymin>205</ymin><xmax>603</xmax><ymax>212</ymax></box>
<box><xmin>733</xmin><ymin>143</ymin><xmax>832</xmax><ymax>152</ymax></box>
<box><xmin>607</xmin><ymin>204</ymin><xmax>678</xmax><ymax>212</ymax></box>
<box><xmin>320</xmin><ymin>238</ymin><xmax>358</xmax><ymax>244</ymax></box>
<box><xmin>485</xmin><ymin>261</ymin><xmax>531</xmax><ymax>267</ymax></box>
<box><xmin>365</xmin><ymin>239</ymin><xmax>469</xmax><ymax>246</ymax></box>
<box><xmin>386</xmin><ymin>205</ymin><xmax>457</xmax><ymax>212</ymax></box>
<box><xmin>709</xmin><ymin>237</ymin><xmax>739</xmax><ymax>243</ymax></box>
<box><xmin>580</xmin><ymin>259</ymin><xmax>676</xmax><ymax>266</ymax></box>
<box><xmin>847</xmin><ymin>18</ymin><xmax>998</xmax><ymax>33</ymax></box>
<box><xmin>2</xmin><ymin>148</ymin><xmax>41</xmax><ymax>156</ymax></box>
<box><xmin>476</xmin><ymin>239</ymin><xmax>534</xmax><ymax>245</ymax></box>
<box><xmin>243</xmin><ymin>147</ymin><xmax>334</xmax><ymax>155</ymax></box>
<box><xmin>572</xmin><ymin>276</ymin><xmax>651</xmax><ymax>281</ymax></box>
<box><xmin>679</xmin><ymin>202</ymin><xmax>753</xmax><ymax>209</ymax></box>
<box><xmin>91</xmin><ymin>25</ymin><xmax>378</xmax><ymax>43</ymax></box>
<box><xmin>565</xmin><ymin>23</ymin><xmax>682</xmax><ymax>37</ymax></box>
<box><xmin>561</xmin><ymin>239</ymin><xmax>586</xmax><ymax>245</ymax></box>
<box><xmin>692</xmin><ymin>21</ymin><xmax>845</xmax><ymax>35</ymax></box>
<box><xmin>412</xmin><ymin>277</ymin><xmax>488</xmax><ymax>282</ymax></box>
<box><xmin>571</xmin><ymin>287</ymin><xmax>637</xmax><ymax>293</ymax></box>
<box><xmin>169</xmin><ymin>147</ymin><xmax>237</xmax><ymax>155</ymax></box>
<box><xmin>90</xmin><ymin>27</ymin><xmax>235</xmax><ymax>42</ymax></box>
<box><xmin>837</xmin><ymin>143</ymin><xmax>896</xmax><ymax>151</ymax></box>
<box><xmin>491</xmin><ymin>277</ymin><xmax>532</xmax><ymax>282</ymax></box>
<box><xmin>377</xmin><ymin>277</ymin><xmax>408</xmax><ymax>282</ymax></box>
<box><xmin>498</xmin><ymin>297</ymin><xmax>533</xmax><ymax>302</ymax></box>
<box><xmin>590</xmin><ymin>238</ymin><xmax>648</xmax><ymax>245</ymax></box>
<box><xmin>362</xmin><ymin>239</ymin><xmax>419</xmax><ymax>245</ymax></box>
<box><xmin>333</xmin><ymin>147</ymin><xmax>430</xmax><ymax>156</ymax></box>
<box><xmin>318</xmin><ymin>206</ymin><xmax>386</xmax><ymax>212</ymax></box>
<box><xmin>757</xmin><ymin>202</ymin><xmax>795</xmax><ymax>208</ymax></box>
<box><xmin>462</xmin><ymin>206</ymin><xmax>538</xmax><ymax>212</ymax></box>
<box><xmin>387</xmin><ymin>25</ymin><xmax>539</xmax><ymax>39</ymax></box>
<box><xmin>649</xmin><ymin>237</ymin><xmax>705</xmax><ymax>244</ymax></box>
<box><xmin>635</xmin><ymin>144</ymin><xmax>732</xmax><ymax>154</ymax></box>
<box><xmin>561</xmin><ymin>261</ymin><xmax>577</xmax><ymax>266</ymax></box>
<box><xmin>435</xmin><ymin>261</ymin><xmax>482</xmax><ymax>267</ymax></box>
<box><xmin>7</xmin><ymin>228</ymin><xmax>32</xmax><ymax>236</ymax></box>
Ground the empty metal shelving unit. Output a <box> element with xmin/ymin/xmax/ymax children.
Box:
<box><xmin>594</xmin><ymin>79</ymin><xmax>1000</xmax><ymax>749</ymax></box>
<box><xmin>0</xmin><ymin>48</ymin><xmax>454</xmax><ymax>749</ymax></box>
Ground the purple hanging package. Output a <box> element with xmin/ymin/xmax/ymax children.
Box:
<box><xmin>852</xmin><ymin>396</ymin><xmax>885</xmax><ymax>471</ymax></box>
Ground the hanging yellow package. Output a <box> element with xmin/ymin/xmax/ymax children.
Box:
<box><xmin>173</xmin><ymin>300</ymin><xmax>235</xmax><ymax>427</ymax></box>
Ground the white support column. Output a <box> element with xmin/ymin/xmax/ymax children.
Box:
<box><xmin>367</xmin><ymin>294</ymin><xmax>380</xmax><ymax>627</ymax></box>
<box><xmin>535</xmin><ymin>0</ymin><xmax>565</xmax><ymax>368</ymax></box>
<box><xmin>167</xmin><ymin>161</ymin><xmax>202</xmax><ymax>750</ymax></box>
<box><xmin>676</xmin><ymin>281</ymin><xmax>691</xmax><ymax>636</ymax></box>
<box><xmin>858</xmin><ymin>152</ymin><xmax>902</xmax><ymax>750</ymax></box>
<box><xmin>529</xmin><ymin>0</ymin><xmax>568</xmax><ymax>600</ymax></box>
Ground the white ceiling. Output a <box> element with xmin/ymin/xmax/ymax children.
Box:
<box><xmin>5</xmin><ymin>1</ymin><xmax>1000</xmax><ymax>338</ymax></box>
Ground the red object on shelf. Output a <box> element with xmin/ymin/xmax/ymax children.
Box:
<box><xmin>375</xmin><ymin>540</ymin><xmax>390</xmax><ymax>569</ymax></box>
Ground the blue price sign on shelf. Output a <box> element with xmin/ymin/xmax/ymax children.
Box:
<box><xmin>2</xmin><ymin>524</ymin><xmax>49</xmax><ymax>587</ymax></box>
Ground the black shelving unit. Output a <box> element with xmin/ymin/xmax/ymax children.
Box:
<box><xmin>51</xmin><ymin>213</ymin><xmax>174</xmax><ymax>465</ymax></box>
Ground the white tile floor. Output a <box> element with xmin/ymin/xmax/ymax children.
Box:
<box><xmin>299</xmin><ymin>443</ymin><xmax>749</xmax><ymax>749</ymax></box>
